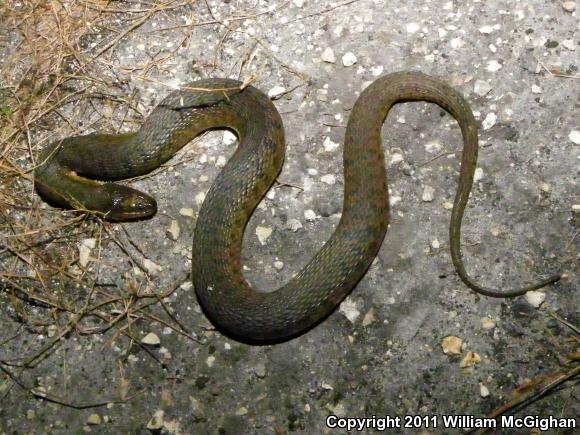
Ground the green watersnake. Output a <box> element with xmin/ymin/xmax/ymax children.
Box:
<box><xmin>34</xmin><ymin>72</ymin><xmax>562</xmax><ymax>343</ymax></box>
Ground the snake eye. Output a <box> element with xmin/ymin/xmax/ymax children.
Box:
<box><xmin>103</xmin><ymin>184</ymin><xmax>157</xmax><ymax>221</ymax></box>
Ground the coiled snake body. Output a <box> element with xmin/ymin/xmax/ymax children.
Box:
<box><xmin>35</xmin><ymin>72</ymin><xmax>561</xmax><ymax>343</ymax></box>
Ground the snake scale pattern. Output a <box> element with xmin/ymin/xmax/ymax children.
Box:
<box><xmin>35</xmin><ymin>72</ymin><xmax>561</xmax><ymax>343</ymax></box>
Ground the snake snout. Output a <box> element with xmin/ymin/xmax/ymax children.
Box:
<box><xmin>103</xmin><ymin>184</ymin><xmax>157</xmax><ymax>221</ymax></box>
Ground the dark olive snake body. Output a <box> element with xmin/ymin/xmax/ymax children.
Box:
<box><xmin>35</xmin><ymin>72</ymin><xmax>561</xmax><ymax>343</ymax></box>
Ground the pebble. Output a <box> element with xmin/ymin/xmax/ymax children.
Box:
<box><xmin>292</xmin><ymin>0</ymin><xmax>304</xmax><ymax>7</ymax></box>
<box><xmin>321</xmin><ymin>47</ymin><xmax>336</xmax><ymax>63</ymax></box>
<box><xmin>562</xmin><ymin>1</ymin><xmax>576</xmax><ymax>13</ymax></box>
<box><xmin>478</xmin><ymin>25</ymin><xmax>497</xmax><ymax>34</ymax></box>
<box><xmin>304</xmin><ymin>209</ymin><xmax>317</xmax><ymax>222</ymax></box>
<box><xmin>480</xmin><ymin>317</ymin><xmax>495</xmax><ymax>330</ymax></box>
<box><xmin>389</xmin><ymin>152</ymin><xmax>404</xmax><ymax>165</ymax></box>
<box><xmin>424</xmin><ymin>140</ymin><xmax>442</xmax><ymax>153</ymax></box>
<box><xmin>223</xmin><ymin>131</ymin><xmax>237</xmax><ymax>145</ymax></box>
<box><xmin>482</xmin><ymin>112</ymin><xmax>497</xmax><ymax>130</ymax></box>
<box><xmin>450</xmin><ymin>38</ymin><xmax>464</xmax><ymax>49</ymax></box>
<box><xmin>525</xmin><ymin>290</ymin><xmax>546</xmax><ymax>308</ymax></box>
<box><xmin>479</xmin><ymin>383</ymin><xmax>491</xmax><ymax>398</ymax></box>
<box><xmin>179</xmin><ymin>208</ymin><xmax>194</xmax><ymax>217</ymax></box>
<box><xmin>166</xmin><ymin>220</ymin><xmax>180</xmax><ymax>240</ymax></box>
<box><xmin>441</xmin><ymin>336</ymin><xmax>463</xmax><ymax>355</ymax></box>
<box><xmin>195</xmin><ymin>192</ymin><xmax>206</xmax><ymax>206</ymax></box>
<box><xmin>569</xmin><ymin>130</ymin><xmax>580</xmax><ymax>145</ymax></box>
<box><xmin>422</xmin><ymin>185</ymin><xmax>435</xmax><ymax>202</ymax></box>
<box><xmin>253</xmin><ymin>362</ymin><xmax>267</xmax><ymax>378</ymax></box>
<box><xmin>474</xmin><ymin>168</ymin><xmax>484</xmax><ymax>182</ymax></box>
<box><xmin>143</xmin><ymin>259</ymin><xmax>162</xmax><ymax>275</ymax></box>
<box><xmin>147</xmin><ymin>410</ymin><xmax>164</xmax><ymax>430</ymax></box>
<box><xmin>431</xmin><ymin>239</ymin><xmax>440</xmax><ymax>249</ymax></box>
<box><xmin>255</xmin><ymin>226</ymin><xmax>272</xmax><ymax>245</ymax></box>
<box><xmin>86</xmin><ymin>414</ymin><xmax>102</xmax><ymax>426</ymax></box>
<box><xmin>460</xmin><ymin>351</ymin><xmax>481</xmax><ymax>368</ymax></box>
<box><xmin>531</xmin><ymin>85</ymin><xmax>543</xmax><ymax>94</ymax></box>
<box><xmin>273</xmin><ymin>261</ymin><xmax>284</xmax><ymax>270</ymax></box>
<box><xmin>321</xmin><ymin>174</ymin><xmax>336</xmax><ymax>185</ymax></box>
<box><xmin>235</xmin><ymin>407</ymin><xmax>249</xmax><ymax>416</ymax></box>
<box><xmin>342</xmin><ymin>52</ymin><xmax>357</xmax><ymax>67</ymax></box>
<box><xmin>267</xmin><ymin>86</ymin><xmax>286</xmax><ymax>99</ymax></box>
<box><xmin>473</xmin><ymin>80</ymin><xmax>492</xmax><ymax>96</ymax></box>
<box><xmin>142</xmin><ymin>332</ymin><xmax>161</xmax><ymax>346</ymax></box>
<box><xmin>47</xmin><ymin>324</ymin><xmax>58</xmax><ymax>338</ymax></box>
<box><xmin>562</xmin><ymin>40</ymin><xmax>575</xmax><ymax>51</ymax></box>
<box><xmin>362</xmin><ymin>308</ymin><xmax>376</xmax><ymax>326</ymax></box>
<box><xmin>339</xmin><ymin>297</ymin><xmax>360</xmax><ymax>323</ymax></box>
<box><xmin>287</xmin><ymin>218</ymin><xmax>303</xmax><ymax>232</ymax></box>
<box><xmin>406</xmin><ymin>22</ymin><xmax>420</xmax><ymax>34</ymax></box>
<box><xmin>323</xmin><ymin>136</ymin><xmax>340</xmax><ymax>152</ymax></box>
<box><xmin>78</xmin><ymin>244</ymin><xmax>91</xmax><ymax>268</ymax></box>
<box><xmin>486</xmin><ymin>60</ymin><xmax>502</xmax><ymax>72</ymax></box>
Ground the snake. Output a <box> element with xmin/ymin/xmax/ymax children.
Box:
<box><xmin>35</xmin><ymin>72</ymin><xmax>562</xmax><ymax>343</ymax></box>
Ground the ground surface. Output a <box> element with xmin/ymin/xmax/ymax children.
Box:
<box><xmin>0</xmin><ymin>0</ymin><xmax>578</xmax><ymax>434</ymax></box>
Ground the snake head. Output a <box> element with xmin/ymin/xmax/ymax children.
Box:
<box><xmin>102</xmin><ymin>183</ymin><xmax>157</xmax><ymax>221</ymax></box>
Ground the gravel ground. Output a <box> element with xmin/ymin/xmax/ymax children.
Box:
<box><xmin>1</xmin><ymin>0</ymin><xmax>579</xmax><ymax>433</ymax></box>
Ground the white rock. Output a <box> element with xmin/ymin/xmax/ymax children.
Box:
<box><xmin>480</xmin><ymin>317</ymin><xmax>496</xmax><ymax>330</ymax></box>
<box><xmin>194</xmin><ymin>192</ymin><xmax>206</xmax><ymax>206</ymax></box>
<box><xmin>474</xmin><ymin>167</ymin><xmax>484</xmax><ymax>182</ymax></box>
<box><xmin>422</xmin><ymin>186</ymin><xmax>435</xmax><ymax>202</ymax></box>
<box><xmin>406</xmin><ymin>22</ymin><xmax>420</xmax><ymax>34</ymax></box>
<box><xmin>531</xmin><ymin>85</ymin><xmax>543</xmax><ymax>94</ymax></box>
<box><xmin>441</xmin><ymin>336</ymin><xmax>463</xmax><ymax>355</ymax></box>
<box><xmin>342</xmin><ymin>52</ymin><xmax>357</xmax><ymax>67</ymax></box>
<box><xmin>450</xmin><ymin>38</ymin><xmax>464</xmax><ymax>49</ymax></box>
<box><xmin>82</xmin><ymin>238</ymin><xmax>97</xmax><ymax>249</ymax></box>
<box><xmin>167</xmin><ymin>220</ymin><xmax>180</xmax><ymax>240</ymax></box>
<box><xmin>143</xmin><ymin>259</ymin><xmax>162</xmax><ymax>274</ymax></box>
<box><xmin>424</xmin><ymin>140</ymin><xmax>442</xmax><ymax>153</ymax></box>
<box><xmin>268</xmin><ymin>86</ymin><xmax>286</xmax><ymax>99</ymax></box>
<box><xmin>142</xmin><ymin>332</ymin><xmax>160</xmax><ymax>346</ymax></box>
<box><xmin>273</xmin><ymin>261</ymin><xmax>284</xmax><ymax>270</ymax></box>
<box><xmin>321</xmin><ymin>47</ymin><xmax>336</xmax><ymax>63</ymax></box>
<box><xmin>87</xmin><ymin>414</ymin><xmax>102</xmax><ymax>425</ymax></box>
<box><xmin>223</xmin><ymin>130</ymin><xmax>237</xmax><ymax>145</ymax></box>
<box><xmin>389</xmin><ymin>152</ymin><xmax>404</xmax><ymax>165</ymax></box>
<box><xmin>480</xmin><ymin>383</ymin><xmax>491</xmax><ymax>398</ymax></box>
<box><xmin>486</xmin><ymin>60</ymin><xmax>502</xmax><ymax>72</ymax></box>
<box><xmin>321</xmin><ymin>174</ymin><xmax>336</xmax><ymax>185</ymax></box>
<box><xmin>287</xmin><ymin>218</ymin><xmax>303</xmax><ymax>232</ymax></box>
<box><xmin>362</xmin><ymin>308</ymin><xmax>376</xmax><ymax>326</ymax></box>
<box><xmin>474</xmin><ymin>80</ymin><xmax>492</xmax><ymax>96</ymax></box>
<box><xmin>569</xmin><ymin>130</ymin><xmax>580</xmax><ymax>145</ymax></box>
<box><xmin>216</xmin><ymin>156</ymin><xmax>227</xmax><ymax>167</ymax></box>
<box><xmin>562</xmin><ymin>1</ymin><xmax>576</xmax><ymax>13</ymax></box>
<box><xmin>478</xmin><ymin>25</ymin><xmax>495</xmax><ymax>34</ymax></box>
<box><xmin>482</xmin><ymin>112</ymin><xmax>497</xmax><ymax>130</ymax></box>
<box><xmin>562</xmin><ymin>39</ymin><xmax>576</xmax><ymax>51</ymax></box>
<box><xmin>339</xmin><ymin>297</ymin><xmax>360</xmax><ymax>323</ymax></box>
<box><xmin>304</xmin><ymin>209</ymin><xmax>317</xmax><ymax>221</ymax></box>
<box><xmin>431</xmin><ymin>239</ymin><xmax>440</xmax><ymax>249</ymax></box>
<box><xmin>255</xmin><ymin>226</ymin><xmax>272</xmax><ymax>245</ymax></box>
<box><xmin>525</xmin><ymin>290</ymin><xmax>546</xmax><ymax>308</ymax></box>
<box><xmin>235</xmin><ymin>406</ymin><xmax>249</xmax><ymax>416</ymax></box>
<box><xmin>323</xmin><ymin>136</ymin><xmax>340</xmax><ymax>152</ymax></box>
<box><xmin>147</xmin><ymin>410</ymin><xmax>164</xmax><ymax>430</ymax></box>
<box><xmin>292</xmin><ymin>0</ymin><xmax>304</xmax><ymax>7</ymax></box>
<box><xmin>179</xmin><ymin>208</ymin><xmax>194</xmax><ymax>217</ymax></box>
<box><xmin>78</xmin><ymin>244</ymin><xmax>91</xmax><ymax>267</ymax></box>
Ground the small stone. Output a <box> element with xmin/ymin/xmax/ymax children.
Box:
<box><xmin>474</xmin><ymin>168</ymin><xmax>484</xmax><ymax>182</ymax></box>
<box><xmin>443</xmin><ymin>201</ymin><xmax>454</xmax><ymax>210</ymax></box>
<box><xmin>47</xmin><ymin>324</ymin><xmax>58</xmax><ymax>338</ymax></box>
<box><xmin>342</xmin><ymin>52</ymin><xmax>357</xmax><ymax>67</ymax></box>
<box><xmin>216</xmin><ymin>156</ymin><xmax>227</xmax><ymax>167</ymax></box>
<box><xmin>268</xmin><ymin>86</ymin><xmax>286</xmax><ymax>99</ymax></box>
<box><xmin>142</xmin><ymin>332</ymin><xmax>161</xmax><ymax>346</ymax></box>
<box><xmin>569</xmin><ymin>130</ymin><xmax>580</xmax><ymax>145</ymax></box>
<box><xmin>166</xmin><ymin>220</ymin><xmax>180</xmax><ymax>240</ymax></box>
<box><xmin>323</xmin><ymin>136</ymin><xmax>340</xmax><ymax>152</ymax></box>
<box><xmin>304</xmin><ymin>209</ymin><xmax>317</xmax><ymax>222</ymax></box>
<box><xmin>321</xmin><ymin>47</ymin><xmax>336</xmax><ymax>63</ymax></box>
<box><xmin>195</xmin><ymin>192</ymin><xmax>206</xmax><ymax>206</ymax></box>
<box><xmin>562</xmin><ymin>1</ymin><xmax>576</xmax><ymax>13</ymax></box>
<box><xmin>573</xmin><ymin>204</ymin><xmax>580</xmax><ymax>212</ymax></box>
<box><xmin>460</xmin><ymin>351</ymin><xmax>481</xmax><ymax>368</ymax></box>
<box><xmin>389</xmin><ymin>152</ymin><xmax>404</xmax><ymax>165</ymax></box>
<box><xmin>486</xmin><ymin>60</ymin><xmax>502</xmax><ymax>72</ymax></box>
<box><xmin>179</xmin><ymin>208</ymin><xmax>194</xmax><ymax>217</ymax></box>
<box><xmin>78</xmin><ymin>244</ymin><xmax>91</xmax><ymax>268</ymax></box>
<box><xmin>531</xmin><ymin>85</ymin><xmax>543</xmax><ymax>94</ymax></box>
<box><xmin>223</xmin><ymin>130</ymin><xmax>237</xmax><ymax>145</ymax></box>
<box><xmin>406</xmin><ymin>22</ymin><xmax>420</xmax><ymax>33</ymax></box>
<box><xmin>562</xmin><ymin>39</ymin><xmax>575</xmax><ymax>51</ymax></box>
<box><xmin>540</xmin><ymin>183</ymin><xmax>551</xmax><ymax>193</ymax></box>
<box><xmin>287</xmin><ymin>218</ymin><xmax>303</xmax><ymax>232</ymax></box>
<box><xmin>480</xmin><ymin>383</ymin><xmax>490</xmax><ymax>398</ymax></box>
<box><xmin>362</xmin><ymin>308</ymin><xmax>376</xmax><ymax>326</ymax></box>
<box><xmin>441</xmin><ymin>336</ymin><xmax>463</xmax><ymax>355</ymax></box>
<box><xmin>235</xmin><ymin>406</ymin><xmax>248</xmax><ymax>416</ymax></box>
<box><xmin>480</xmin><ymin>317</ymin><xmax>495</xmax><ymax>330</ymax></box>
<box><xmin>143</xmin><ymin>259</ymin><xmax>162</xmax><ymax>275</ymax></box>
<box><xmin>26</xmin><ymin>409</ymin><xmax>35</xmax><ymax>420</ymax></box>
<box><xmin>474</xmin><ymin>80</ymin><xmax>492</xmax><ymax>97</ymax></box>
<box><xmin>292</xmin><ymin>0</ymin><xmax>304</xmax><ymax>7</ymax></box>
<box><xmin>422</xmin><ymin>185</ymin><xmax>435</xmax><ymax>202</ymax></box>
<box><xmin>478</xmin><ymin>25</ymin><xmax>495</xmax><ymax>34</ymax></box>
<box><xmin>253</xmin><ymin>362</ymin><xmax>267</xmax><ymax>378</ymax></box>
<box><xmin>206</xmin><ymin>356</ymin><xmax>215</xmax><ymax>367</ymax></box>
<box><xmin>87</xmin><ymin>414</ymin><xmax>102</xmax><ymax>426</ymax></box>
<box><xmin>82</xmin><ymin>238</ymin><xmax>97</xmax><ymax>249</ymax></box>
<box><xmin>339</xmin><ymin>297</ymin><xmax>360</xmax><ymax>323</ymax></box>
<box><xmin>255</xmin><ymin>226</ymin><xmax>272</xmax><ymax>245</ymax></box>
<box><xmin>525</xmin><ymin>290</ymin><xmax>546</xmax><ymax>308</ymax></box>
<box><xmin>273</xmin><ymin>261</ymin><xmax>284</xmax><ymax>270</ymax></box>
<box><xmin>424</xmin><ymin>140</ymin><xmax>442</xmax><ymax>153</ymax></box>
<box><xmin>321</xmin><ymin>174</ymin><xmax>336</xmax><ymax>185</ymax></box>
<box><xmin>431</xmin><ymin>239</ymin><xmax>440</xmax><ymax>249</ymax></box>
<box><xmin>450</xmin><ymin>38</ymin><xmax>464</xmax><ymax>49</ymax></box>
<box><xmin>482</xmin><ymin>112</ymin><xmax>497</xmax><ymax>130</ymax></box>
<box><xmin>147</xmin><ymin>410</ymin><xmax>164</xmax><ymax>430</ymax></box>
